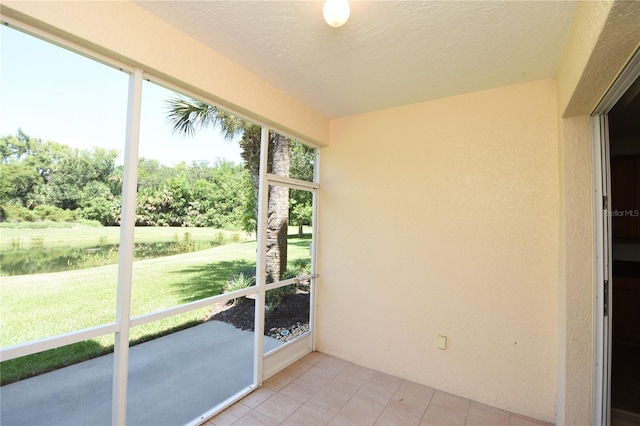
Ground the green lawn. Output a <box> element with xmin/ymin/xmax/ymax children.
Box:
<box><xmin>0</xmin><ymin>227</ymin><xmax>312</xmax><ymax>384</ymax></box>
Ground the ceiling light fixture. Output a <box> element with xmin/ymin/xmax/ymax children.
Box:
<box><xmin>323</xmin><ymin>0</ymin><xmax>350</xmax><ymax>27</ymax></box>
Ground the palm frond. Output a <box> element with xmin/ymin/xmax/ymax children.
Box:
<box><xmin>165</xmin><ymin>96</ymin><xmax>249</xmax><ymax>140</ymax></box>
<box><xmin>165</xmin><ymin>97</ymin><xmax>215</xmax><ymax>137</ymax></box>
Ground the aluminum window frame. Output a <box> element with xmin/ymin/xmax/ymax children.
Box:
<box><xmin>0</xmin><ymin>18</ymin><xmax>321</xmax><ymax>426</ymax></box>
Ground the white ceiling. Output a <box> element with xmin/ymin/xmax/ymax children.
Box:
<box><xmin>134</xmin><ymin>0</ymin><xmax>577</xmax><ymax>119</ymax></box>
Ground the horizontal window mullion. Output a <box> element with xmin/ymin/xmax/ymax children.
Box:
<box><xmin>266</xmin><ymin>173</ymin><xmax>319</xmax><ymax>190</ymax></box>
<box><xmin>0</xmin><ymin>323</ymin><xmax>118</xmax><ymax>362</ymax></box>
<box><xmin>264</xmin><ymin>277</ymin><xmax>298</xmax><ymax>291</ymax></box>
<box><xmin>129</xmin><ymin>286</ymin><xmax>257</xmax><ymax>328</ymax></box>
<box><xmin>264</xmin><ymin>274</ymin><xmax>317</xmax><ymax>291</ymax></box>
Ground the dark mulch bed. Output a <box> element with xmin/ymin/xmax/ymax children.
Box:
<box><xmin>207</xmin><ymin>292</ymin><xmax>310</xmax><ymax>333</ymax></box>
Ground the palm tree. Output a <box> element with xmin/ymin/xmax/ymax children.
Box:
<box><xmin>166</xmin><ymin>97</ymin><xmax>289</xmax><ymax>283</ymax></box>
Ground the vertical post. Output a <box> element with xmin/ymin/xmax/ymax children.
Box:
<box><xmin>253</xmin><ymin>126</ymin><xmax>269</xmax><ymax>386</ymax></box>
<box><xmin>112</xmin><ymin>68</ymin><xmax>143</xmax><ymax>426</ymax></box>
<box><xmin>310</xmin><ymin>149</ymin><xmax>320</xmax><ymax>352</ymax></box>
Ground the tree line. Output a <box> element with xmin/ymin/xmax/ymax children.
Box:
<box><xmin>0</xmin><ymin>130</ymin><xmax>312</xmax><ymax>235</ymax></box>
<box><xmin>166</xmin><ymin>98</ymin><xmax>315</xmax><ymax>283</ymax></box>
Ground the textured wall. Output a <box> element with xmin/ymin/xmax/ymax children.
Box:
<box><xmin>317</xmin><ymin>79</ymin><xmax>559</xmax><ymax>422</ymax></box>
<box><xmin>0</xmin><ymin>1</ymin><xmax>329</xmax><ymax>146</ymax></box>
<box><xmin>556</xmin><ymin>116</ymin><xmax>593</xmax><ymax>426</ymax></box>
<box><xmin>558</xmin><ymin>0</ymin><xmax>640</xmax><ymax>117</ymax></box>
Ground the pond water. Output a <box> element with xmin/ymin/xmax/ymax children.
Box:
<box><xmin>0</xmin><ymin>240</ymin><xmax>221</xmax><ymax>276</ymax></box>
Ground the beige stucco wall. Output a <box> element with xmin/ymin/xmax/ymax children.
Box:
<box><xmin>558</xmin><ymin>0</ymin><xmax>640</xmax><ymax>117</ymax></box>
<box><xmin>0</xmin><ymin>1</ymin><xmax>329</xmax><ymax>147</ymax></box>
<box><xmin>317</xmin><ymin>79</ymin><xmax>559</xmax><ymax>422</ymax></box>
<box><xmin>555</xmin><ymin>1</ymin><xmax>640</xmax><ymax>425</ymax></box>
<box><xmin>556</xmin><ymin>115</ymin><xmax>593</xmax><ymax>426</ymax></box>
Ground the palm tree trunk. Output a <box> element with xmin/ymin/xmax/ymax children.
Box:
<box><xmin>238</xmin><ymin>126</ymin><xmax>262</xmax><ymax>234</ymax></box>
<box><xmin>165</xmin><ymin>98</ymin><xmax>292</xmax><ymax>283</ymax></box>
<box><xmin>265</xmin><ymin>134</ymin><xmax>289</xmax><ymax>283</ymax></box>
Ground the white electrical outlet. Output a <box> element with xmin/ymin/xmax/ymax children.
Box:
<box><xmin>437</xmin><ymin>335</ymin><xmax>447</xmax><ymax>350</ymax></box>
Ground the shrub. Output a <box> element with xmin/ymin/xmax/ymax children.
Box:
<box><xmin>282</xmin><ymin>258</ymin><xmax>311</xmax><ymax>280</ymax></box>
<box><xmin>226</xmin><ymin>262</ymin><xmax>310</xmax><ymax>312</ymax></box>
<box><xmin>266</xmin><ymin>284</ymin><xmax>295</xmax><ymax>312</ymax></box>
<box><xmin>33</xmin><ymin>205</ymin><xmax>75</xmax><ymax>222</ymax></box>
<box><xmin>224</xmin><ymin>272</ymin><xmax>255</xmax><ymax>304</ymax></box>
<box><xmin>79</xmin><ymin>197</ymin><xmax>114</xmax><ymax>225</ymax></box>
<box><xmin>1</xmin><ymin>204</ymin><xmax>77</xmax><ymax>223</ymax></box>
<box><xmin>2</xmin><ymin>204</ymin><xmax>36</xmax><ymax>222</ymax></box>
<box><xmin>267</xmin><ymin>259</ymin><xmax>312</xmax><ymax>312</ymax></box>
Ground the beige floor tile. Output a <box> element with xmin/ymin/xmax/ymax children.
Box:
<box><xmin>356</xmin><ymin>384</ymin><xmax>396</xmax><ymax>407</ymax></box>
<box><xmin>341</xmin><ymin>362</ymin><xmax>375</xmax><ymax>379</ymax></box>
<box><xmin>466</xmin><ymin>401</ymin><xmax>509</xmax><ymax>426</ymax></box>
<box><xmin>328</xmin><ymin>413</ymin><xmax>361</xmax><ymax>426</ymax></box>
<box><xmin>421</xmin><ymin>391</ymin><xmax>469</xmax><ymax>426</ymax></box>
<box><xmin>296</xmin><ymin>365</ymin><xmax>339</xmax><ymax>391</ymax></box>
<box><xmin>293</xmin><ymin>377</ymin><xmax>329</xmax><ymax>395</ymax></box>
<box><xmin>429</xmin><ymin>391</ymin><xmax>470</xmax><ymax>416</ymax></box>
<box><xmin>203</xmin><ymin>353</ymin><xmax>552</xmax><ymax>426</ymax></box>
<box><xmin>283</xmin><ymin>405</ymin><xmax>334</xmax><ymax>426</ymax></box>
<box><xmin>279</xmin><ymin>380</ymin><xmax>319</xmax><ymax>403</ymax></box>
<box><xmin>300</xmin><ymin>351</ymin><xmax>327</xmax><ymax>366</ymax></box>
<box><xmin>264</xmin><ymin>371</ymin><xmax>296</xmax><ymax>392</ymax></box>
<box><xmin>207</xmin><ymin>403</ymin><xmax>251</xmax><ymax>426</ymax></box>
<box><xmin>233</xmin><ymin>410</ymin><xmax>279</xmax><ymax>426</ymax></box>
<box><xmin>363</xmin><ymin>371</ymin><xmax>403</xmax><ymax>395</ymax></box>
<box><xmin>255</xmin><ymin>393</ymin><xmax>302</xmax><ymax>423</ymax></box>
<box><xmin>333</xmin><ymin>406</ymin><xmax>379</xmax><ymax>426</ymax></box>
<box><xmin>336</xmin><ymin>387</ymin><xmax>391</xmax><ymax>425</ymax></box>
<box><xmin>421</xmin><ymin>404</ymin><xmax>467</xmax><ymax>426</ymax></box>
<box><xmin>240</xmin><ymin>387</ymin><xmax>275</xmax><ymax>409</ymax></box>
<box><xmin>283</xmin><ymin>361</ymin><xmax>313</xmax><ymax>378</ymax></box>
<box><xmin>315</xmin><ymin>355</ymin><xmax>351</xmax><ymax>374</ymax></box>
<box><xmin>509</xmin><ymin>413</ymin><xmax>552</xmax><ymax>426</ymax></box>
<box><xmin>392</xmin><ymin>380</ymin><xmax>435</xmax><ymax>407</ymax></box>
<box><xmin>375</xmin><ymin>398</ymin><xmax>429</xmax><ymax>425</ymax></box>
<box><xmin>306</xmin><ymin>380</ymin><xmax>360</xmax><ymax>415</ymax></box>
<box><xmin>334</xmin><ymin>372</ymin><xmax>371</xmax><ymax>387</ymax></box>
<box><xmin>324</xmin><ymin>377</ymin><xmax>361</xmax><ymax>395</ymax></box>
<box><xmin>334</xmin><ymin>362</ymin><xmax>375</xmax><ymax>387</ymax></box>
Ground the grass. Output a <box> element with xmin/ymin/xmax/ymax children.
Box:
<box><xmin>0</xmin><ymin>227</ymin><xmax>312</xmax><ymax>384</ymax></box>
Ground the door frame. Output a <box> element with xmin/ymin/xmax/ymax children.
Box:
<box><xmin>591</xmin><ymin>48</ymin><xmax>640</xmax><ymax>426</ymax></box>
<box><xmin>257</xmin><ymin>128</ymin><xmax>321</xmax><ymax>381</ymax></box>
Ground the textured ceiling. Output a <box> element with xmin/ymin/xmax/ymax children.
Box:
<box><xmin>134</xmin><ymin>0</ymin><xmax>577</xmax><ymax>119</ymax></box>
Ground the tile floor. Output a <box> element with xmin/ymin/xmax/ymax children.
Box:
<box><xmin>204</xmin><ymin>352</ymin><xmax>551</xmax><ymax>426</ymax></box>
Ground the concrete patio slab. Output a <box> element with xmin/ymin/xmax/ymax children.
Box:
<box><xmin>0</xmin><ymin>321</ymin><xmax>282</xmax><ymax>426</ymax></box>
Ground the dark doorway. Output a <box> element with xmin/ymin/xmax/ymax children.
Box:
<box><xmin>608</xmin><ymin>73</ymin><xmax>640</xmax><ymax>426</ymax></box>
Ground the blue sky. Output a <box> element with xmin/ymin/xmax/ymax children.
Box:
<box><xmin>0</xmin><ymin>25</ymin><xmax>242</xmax><ymax>166</ymax></box>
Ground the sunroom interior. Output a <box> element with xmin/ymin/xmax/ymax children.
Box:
<box><xmin>1</xmin><ymin>1</ymin><xmax>640</xmax><ymax>426</ymax></box>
